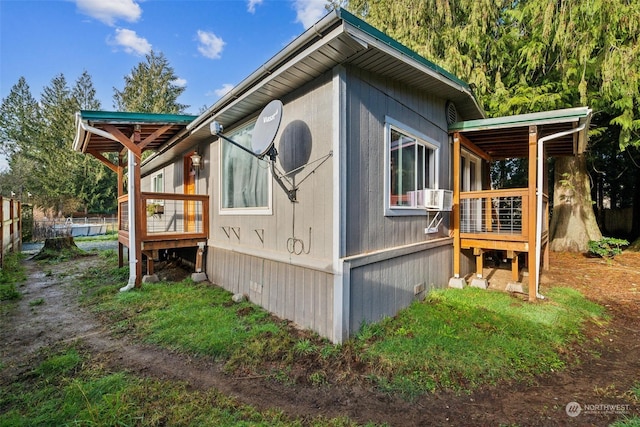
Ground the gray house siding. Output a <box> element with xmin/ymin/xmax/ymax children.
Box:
<box><xmin>207</xmin><ymin>247</ymin><xmax>334</xmax><ymax>338</ymax></box>
<box><xmin>343</xmin><ymin>66</ymin><xmax>452</xmax><ymax>256</ymax></box>
<box><xmin>206</xmin><ymin>73</ymin><xmax>336</xmax><ymax>339</ymax></box>
<box><xmin>340</xmin><ymin>66</ymin><xmax>456</xmax><ymax>334</ymax></box>
<box><xmin>347</xmin><ymin>239</ymin><xmax>452</xmax><ymax>332</ymax></box>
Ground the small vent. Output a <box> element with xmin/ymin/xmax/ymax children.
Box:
<box><xmin>446</xmin><ymin>101</ymin><xmax>458</xmax><ymax>125</ymax></box>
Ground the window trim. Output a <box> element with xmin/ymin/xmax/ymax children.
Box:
<box><xmin>218</xmin><ymin>120</ymin><xmax>273</xmax><ymax>216</ymax></box>
<box><xmin>151</xmin><ymin>171</ymin><xmax>164</xmax><ymax>205</ymax></box>
<box><xmin>384</xmin><ymin>117</ymin><xmax>441</xmax><ymax>217</ymax></box>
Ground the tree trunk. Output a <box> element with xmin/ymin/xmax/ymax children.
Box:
<box><xmin>549</xmin><ymin>155</ymin><xmax>602</xmax><ymax>252</ymax></box>
<box><xmin>632</xmin><ymin>156</ymin><xmax>640</xmax><ymax>239</ymax></box>
<box><xmin>32</xmin><ymin>236</ymin><xmax>81</xmax><ymax>260</ymax></box>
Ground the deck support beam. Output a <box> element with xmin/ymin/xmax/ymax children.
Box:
<box><xmin>527</xmin><ymin>126</ymin><xmax>538</xmax><ymax>301</ymax></box>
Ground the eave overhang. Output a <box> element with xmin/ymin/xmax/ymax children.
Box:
<box><xmin>141</xmin><ymin>8</ymin><xmax>483</xmax><ymax>174</ymax></box>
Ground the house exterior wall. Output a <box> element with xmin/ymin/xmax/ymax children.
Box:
<box><xmin>340</xmin><ymin>66</ymin><xmax>456</xmax><ymax>333</ymax></box>
<box><xmin>146</xmin><ymin>65</ymin><xmax>463</xmax><ymax>341</ymax></box>
<box><xmin>206</xmin><ymin>72</ymin><xmax>337</xmax><ymax>338</ymax></box>
<box><xmin>347</xmin><ymin>239</ymin><xmax>452</xmax><ymax>331</ymax></box>
<box><xmin>343</xmin><ymin>66</ymin><xmax>452</xmax><ymax>255</ymax></box>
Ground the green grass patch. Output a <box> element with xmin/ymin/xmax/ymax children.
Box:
<box><xmin>0</xmin><ymin>345</ymin><xmax>367</xmax><ymax>427</ymax></box>
<box><xmin>0</xmin><ymin>252</ymin><xmax>26</xmax><ymax>301</ymax></box>
<box><xmin>76</xmin><ymin>255</ymin><xmax>606</xmax><ymax>397</ymax></box>
<box><xmin>77</xmin><ymin>259</ymin><xmax>290</xmax><ymax>365</ymax></box>
<box><xmin>350</xmin><ymin>287</ymin><xmax>606</xmax><ymax>397</ymax></box>
<box><xmin>73</xmin><ymin>231</ymin><xmax>118</xmax><ymax>242</ymax></box>
<box><xmin>611</xmin><ymin>416</ymin><xmax>640</xmax><ymax>427</ymax></box>
<box><xmin>28</xmin><ymin>298</ymin><xmax>44</xmax><ymax>307</ymax></box>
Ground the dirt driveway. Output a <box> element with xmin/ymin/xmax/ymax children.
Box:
<box><xmin>1</xmin><ymin>249</ymin><xmax>639</xmax><ymax>426</ymax></box>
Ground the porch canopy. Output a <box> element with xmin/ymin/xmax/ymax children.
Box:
<box><xmin>448</xmin><ymin>107</ymin><xmax>592</xmax><ymax>301</ymax></box>
<box><xmin>73</xmin><ymin>110</ymin><xmax>198</xmax><ymax>288</ymax></box>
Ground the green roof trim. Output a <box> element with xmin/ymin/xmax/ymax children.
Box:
<box><xmin>79</xmin><ymin>110</ymin><xmax>198</xmax><ymax>124</ymax></box>
<box><xmin>448</xmin><ymin>107</ymin><xmax>592</xmax><ymax>132</ymax></box>
<box><xmin>337</xmin><ymin>8</ymin><xmax>470</xmax><ymax>90</ymax></box>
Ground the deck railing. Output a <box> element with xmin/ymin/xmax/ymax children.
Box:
<box><xmin>459</xmin><ymin>188</ymin><xmax>548</xmax><ymax>242</ymax></box>
<box><xmin>118</xmin><ymin>192</ymin><xmax>209</xmax><ymax>244</ymax></box>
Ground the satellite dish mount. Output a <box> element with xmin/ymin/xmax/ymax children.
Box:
<box><xmin>210</xmin><ymin>100</ymin><xmax>298</xmax><ymax>202</ymax></box>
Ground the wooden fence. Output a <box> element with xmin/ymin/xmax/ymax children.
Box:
<box><xmin>1</xmin><ymin>197</ymin><xmax>22</xmax><ymax>268</ymax></box>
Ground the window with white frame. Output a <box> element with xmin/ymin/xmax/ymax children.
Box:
<box><xmin>220</xmin><ymin>121</ymin><xmax>271</xmax><ymax>213</ymax></box>
<box><xmin>386</xmin><ymin>119</ymin><xmax>440</xmax><ymax>213</ymax></box>
<box><xmin>152</xmin><ymin>172</ymin><xmax>164</xmax><ymax>193</ymax></box>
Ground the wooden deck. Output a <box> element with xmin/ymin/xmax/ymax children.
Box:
<box><xmin>458</xmin><ymin>188</ymin><xmax>548</xmax><ymax>283</ymax></box>
<box><xmin>117</xmin><ymin>192</ymin><xmax>209</xmax><ymax>276</ymax></box>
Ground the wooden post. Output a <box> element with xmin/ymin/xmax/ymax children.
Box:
<box><xmin>16</xmin><ymin>201</ymin><xmax>21</xmax><ymax>252</ymax></box>
<box><xmin>452</xmin><ymin>133</ymin><xmax>461</xmax><ymax>277</ymax></box>
<box><xmin>145</xmin><ymin>251</ymin><xmax>154</xmax><ymax>276</ymax></box>
<box><xmin>133</xmin><ymin>131</ymin><xmax>143</xmax><ymax>287</ymax></box>
<box><xmin>527</xmin><ymin>126</ymin><xmax>538</xmax><ymax>301</ymax></box>
<box><xmin>117</xmin><ymin>157</ymin><xmax>125</xmax><ymax>268</ymax></box>
<box><xmin>509</xmin><ymin>251</ymin><xmax>519</xmax><ymax>282</ymax></box>
<box><xmin>474</xmin><ymin>248</ymin><xmax>484</xmax><ymax>277</ymax></box>
<box><xmin>9</xmin><ymin>199</ymin><xmax>14</xmax><ymax>251</ymax></box>
<box><xmin>195</xmin><ymin>242</ymin><xmax>205</xmax><ymax>273</ymax></box>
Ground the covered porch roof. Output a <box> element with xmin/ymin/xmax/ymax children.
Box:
<box><xmin>449</xmin><ymin>106</ymin><xmax>592</xmax><ymax>302</ymax></box>
<box><xmin>73</xmin><ymin>110</ymin><xmax>198</xmax><ymax>160</ymax></box>
<box><xmin>448</xmin><ymin>107</ymin><xmax>592</xmax><ymax>159</ymax></box>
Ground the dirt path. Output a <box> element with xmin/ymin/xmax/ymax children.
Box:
<box><xmin>2</xmin><ymin>252</ymin><xmax>639</xmax><ymax>426</ymax></box>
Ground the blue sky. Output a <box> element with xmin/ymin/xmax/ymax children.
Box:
<box><xmin>0</xmin><ymin>0</ymin><xmax>332</xmax><ymax>170</ymax></box>
<box><xmin>0</xmin><ymin>0</ymin><xmax>331</xmax><ymax>112</ymax></box>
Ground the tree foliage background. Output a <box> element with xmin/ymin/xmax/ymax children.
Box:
<box><xmin>345</xmin><ymin>0</ymin><xmax>640</xmax><ymax>243</ymax></box>
<box><xmin>0</xmin><ymin>50</ymin><xmax>188</xmax><ymax>217</ymax></box>
<box><xmin>1</xmin><ymin>2</ymin><xmax>638</xmax><ymax>242</ymax></box>
<box><xmin>0</xmin><ymin>72</ymin><xmax>115</xmax><ymax>215</ymax></box>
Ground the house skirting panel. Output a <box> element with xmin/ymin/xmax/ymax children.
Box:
<box><xmin>207</xmin><ymin>246</ymin><xmax>335</xmax><ymax>339</ymax></box>
<box><xmin>346</xmin><ymin>239</ymin><xmax>453</xmax><ymax>334</ymax></box>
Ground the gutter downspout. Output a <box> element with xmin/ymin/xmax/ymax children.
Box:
<box><xmin>535</xmin><ymin>123</ymin><xmax>587</xmax><ymax>298</ymax></box>
<box><xmin>119</xmin><ymin>148</ymin><xmax>138</xmax><ymax>291</ymax></box>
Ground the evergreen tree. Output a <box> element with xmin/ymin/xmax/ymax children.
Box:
<box><xmin>0</xmin><ymin>77</ymin><xmax>40</xmax><ymax>159</ymax></box>
<box><xmin>346</xmin><ymin>0</ymin><xmax>640</xmax><ymax>249</ymax></box>
<box><xmin>36</xmin><ymin>74</ymin><xmax>82</xmax><ymax>214</ymax></box>
<box><xmin>113</xmin><ymin>50</ymin><xmax>188</xmax><ymax>113</ymax></box>
<box><xmin>0</xmin><ymin>77</ymin><xmax>41</xmax><ymax>199</ymax></box>
<box><xmin>72</xmin><ymin>71</ymin><xmax>117</xmax><ymax>214</ymax></box>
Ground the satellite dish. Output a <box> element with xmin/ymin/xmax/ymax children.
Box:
<box><xmin>251</xmin><ymin>100</ymin><xmax>283</xmax><ymax>158</ymax></box>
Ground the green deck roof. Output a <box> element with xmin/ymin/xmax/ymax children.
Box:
<box><xmin>448</xmin><ymin>107</ymin><xmax>591</xmax><ymax>132</ymax></box>
<box><xmin>78</xmin><ymin>110</ymin><xmax>198</xmax><ymax>124</ymax></box>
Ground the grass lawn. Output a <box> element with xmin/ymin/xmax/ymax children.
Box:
<box><xmin>0</xmin><ymin>346</ymin><xmax>365</xmax><ymax>427</ymax></box>
<box><xmin>76</xmin><ymin>250</ymin><xmax>607</xmax><ymax>396</ymax></box>
<box><xmin>4</xmin><ymin>247</ymin><xmax>635</xmax><ymax>426</ymax></box>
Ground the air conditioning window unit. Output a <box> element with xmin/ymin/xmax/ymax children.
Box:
<box><xmin>423</xmin><ymin>189</ymin><xmax>453</xmax><ymax>211</ymax></box>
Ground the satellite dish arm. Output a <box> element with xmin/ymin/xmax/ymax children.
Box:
<box><xmin>215</xmin><ymin>132</ymin><xmax>260</xmax><ymax>159</ymax></box>
<box><xmin>271</xmin><ymin>159</ymin><xmax>298</xmax><ymax>202</ymax></box>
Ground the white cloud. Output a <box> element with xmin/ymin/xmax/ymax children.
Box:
<box><xmin>76</xmin><ymin>0</ymin><xmax>142</xmax><ymax>26</ymax></box>
<box><xmin>173</xmin><ymin>78</ymin><xmax>187</xmax><ymax>88</ymax></box>
<box><xmin>110</xmin><ymin>28</ymin><xmax>152</xmax><ymax>55</ymax></box>
<box><xmin>197</xmin><ymin>30</ymin><xmax>225</xmax><ymax>59</ymax></box>
<box><xmin>213</xmin><ymin>83</ymin><xmax>234</xmax><ymax>98</ymax></box>
<box><xmin>247</xmin><ymin>0</ymin><xmax>264</xmax><ymax>14</ymax></box>
<box><xmin>293</xmin><ymin>0</ymin><xmax>328</xmax><ymax>29</ymax></box>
